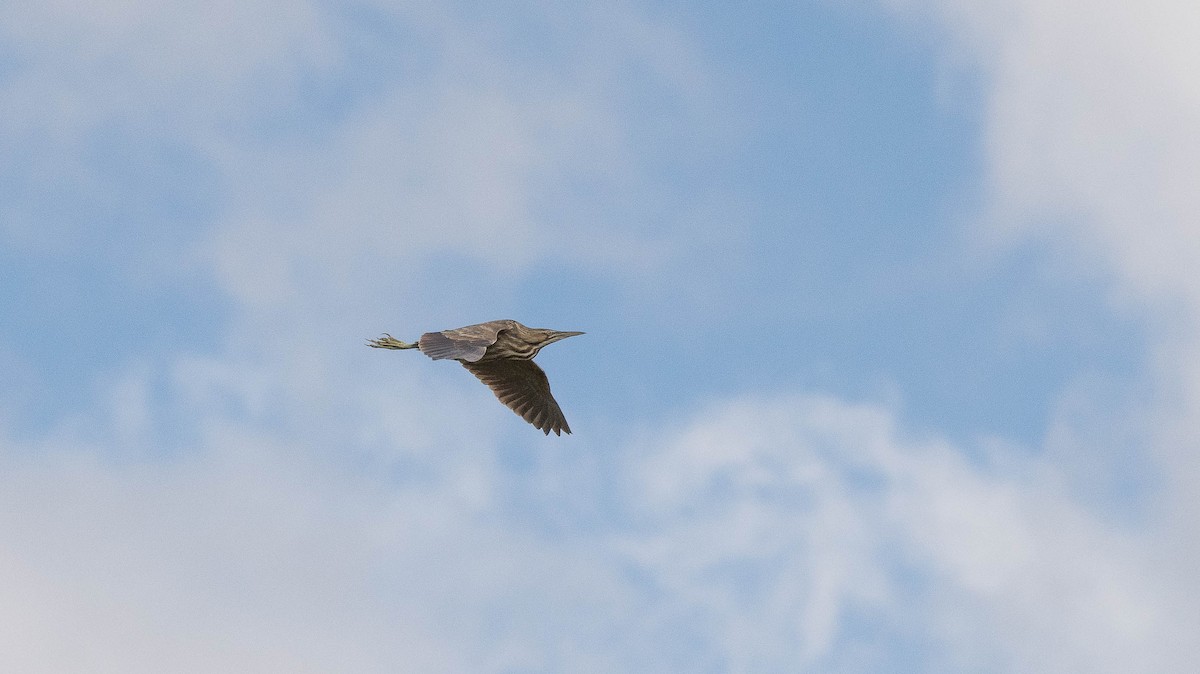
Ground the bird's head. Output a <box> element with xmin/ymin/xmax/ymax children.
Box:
<box><xmin>520</xmin><ymin>326</ymin><xmax>585</xmax><ymax>353</ymax></box>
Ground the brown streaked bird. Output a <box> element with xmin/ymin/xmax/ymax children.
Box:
<box><xmin>367</xmin><ymin>320</ymin><xmax>583</xmax><ymax>436</ymax></box>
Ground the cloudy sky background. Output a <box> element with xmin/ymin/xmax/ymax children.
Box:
<box><xmin>2</xmin><ymin>1</ymin><xmax>1198</xmax><ymax>671</ymax></box>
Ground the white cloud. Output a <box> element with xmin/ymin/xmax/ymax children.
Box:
<box><xmin>3</xmin><ymin>365</ymin><xmax>1189</xmax><ymax>672</ymax></box>
<box><xmin>880</xmin><ymin>0</ymin><xmax>1200</xmax><ymax>305</ymax></box>
<box><xmin>1</xmin><ymin>0</ymin><xmax>731</xmax><ymax>354</ymax></box>
<box><xmin>620</xmin><ymin>394</ymin><xmax>1193</xmax><ymax>671</ymax></box>
<box><xmin>201</xmin><ymin>2</ymin><xmax>711</xmax><ymax>313</ymax></box>
<box><xmin>0</xmin><ymin>432</ymin><xmax>464</xmax><ymax>673</ymax></box>
<box><xmin>0</xmin><ymin>0</ymin><xmax>713</xmax><ymax>298</ymax></box>
<box><xmin>871</xmin><ymin>0</ymin><xmax>1200</xmax><ymax>668</ymax></box>
<box><xmin>0</xmin><ymin>0</ymin><xmax>338</xmax><ymax>251</ymax></box>
<box><xmin>0</xmin><ymin>347</ymin><xmax>598</xmax><ymax>673</ymax></box>
<box><xmin>0</xmin><ymin>0</ymin><xmax>337</xmax><ymax>126</ymax></box>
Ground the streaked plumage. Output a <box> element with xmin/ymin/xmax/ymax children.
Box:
<box><xmin>367</xmin><ymin>320</ymin><xmax>583</xmax><ymax>435</ymax></box>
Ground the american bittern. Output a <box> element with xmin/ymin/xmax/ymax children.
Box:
<box><xmin>367</xmin><ymin>320</ymin><xmax>583</xmax><ymax>435</ymax></box>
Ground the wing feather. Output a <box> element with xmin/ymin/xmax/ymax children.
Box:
<box><xmin>462</xmin><ymin>359</ymin><xmax>571</xmax><ymax>435</ymax></box>
<box><xmin>418</xmin><ymin>320</ymin><xmax>514</xmax><ymax>362</ymax></box>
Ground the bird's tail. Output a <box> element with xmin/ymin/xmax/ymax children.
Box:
<box><xmin>366</xmin><ymin>334</ymin><xmax>419</xmax><ymax>350</ymax></box>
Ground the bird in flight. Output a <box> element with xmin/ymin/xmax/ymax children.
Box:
<box><xmin>367</xmin><ymin>320</ymin><xmax>583</xmax><ymax>435</ymax></box>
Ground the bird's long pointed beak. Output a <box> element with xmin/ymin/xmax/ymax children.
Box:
<box><xmin>549</xmin><ymin>330</ymin><xmax>585</xmax><ymax>343</ymax></box>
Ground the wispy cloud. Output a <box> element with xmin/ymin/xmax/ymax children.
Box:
<box><xmin>2</xmin><ymin>370</ymin><xmax>1186</xmax><ymax>672</ymax></box>
<box><xmin>880</xmin><ymin>0</ymin><xmax>1200</xmax><ymax>666</ymax></box>
<box><xmin>619</xmin><ymin>394</ymin><xmax>1189</xmax><ymax>671</ymax></box>
<box><xmin>3</xmin><ymin>0</ymin><xmax>1199</xmax><ymax>671</ymax></box>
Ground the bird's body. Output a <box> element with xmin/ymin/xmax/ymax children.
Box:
<box><xmin>367</xmin><ymin>320</ymin><xmax>583</xmax><ymax>435</ymax></box>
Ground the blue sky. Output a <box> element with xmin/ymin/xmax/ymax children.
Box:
<box><xmin>2</xmin><ymin>1</ymin><xmax>1197</xmax><ymax>671</ymax></box>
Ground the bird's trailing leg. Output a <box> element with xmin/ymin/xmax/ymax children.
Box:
<box><xmin>366</xmin><ymin>333</ymin><xmax>419</xmax><ymax>350</ymax></box>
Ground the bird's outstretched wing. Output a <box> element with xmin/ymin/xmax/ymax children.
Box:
<box><xmin>418</xmin><ymin>320</ymin><xmax>514</xmax><ymax>362</ymax></box>
<box><xmin>462</xmin><ymin>359</ymin><xmax>571</xmax><ymax>436</ymax></box>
